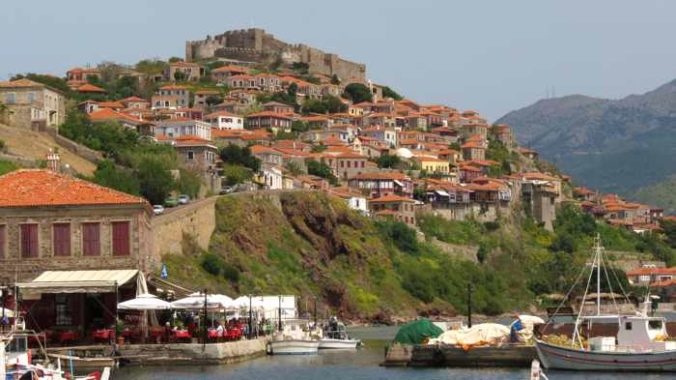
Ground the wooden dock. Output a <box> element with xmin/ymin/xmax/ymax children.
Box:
<box><xmin>383</xmin><ymin>343</ymin><xmax>536</xmax><ymax>367</ymax></box>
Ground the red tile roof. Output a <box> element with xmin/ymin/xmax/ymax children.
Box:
<box><xmin>0</xmin><ymin>170</ymin><xmax>148</xmax><ymax>208</ymax></box>
<box><xmin>77</xmin><ymin>83</ymin><xmax>106</xmax><ymax>93</ymax></box>
<box><xmin>626</xmin><ymin>267</ymin><xmax>676</xmax><ymax>276</ymax></box>
<box><xmin>369</xmin><ymin>194</ymin><xmax>415</xmax><ymax>203</ymax></box>
<box><xmin>88</xmin><ymin>108</ymin><xmax>140</xmax><ymax>123</ymax></box>
<box><xmin>352</xmin><ymin>172</ymin><xmax>409</xmax><ymax>181</ymax></box>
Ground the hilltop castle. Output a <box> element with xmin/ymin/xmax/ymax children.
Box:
<box><xmin>185</xmin><ymin>28</ymin><xmax>366</xmax><ymax>83</ymax></box>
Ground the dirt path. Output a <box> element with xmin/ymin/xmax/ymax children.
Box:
<box><xmin>0</xmin><ymin>123</ymin><xmax>96</xmax><ymax>175</ymax></box>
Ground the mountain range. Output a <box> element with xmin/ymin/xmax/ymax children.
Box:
<box><xmin>497</xmin><ymin>79</ymin><xmax>676</xmax><ymax>213</ymax></box>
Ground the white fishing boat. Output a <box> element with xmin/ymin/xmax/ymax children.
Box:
<box><xmin>2</xmin><ymin>329</ymin><xmax>111</xmax><ymax>379</ymax></box>
<box><xmin>535</xmin><ymin>235</ymin><xmax>676</xmax><ymax>372</ymax></box>
<box><xmin>319</xmin><ymin>317</ymin><xmax>360</xmax><ymax>349</ymax></box>
<box><xmin>267</xmin><ymin>320</ymin><xmax>320</xmax><ymax>355</ymax></box>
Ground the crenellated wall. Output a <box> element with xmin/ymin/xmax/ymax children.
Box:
<box><xmin>186</xmin><ymin>28</ymin><xmax>366</xmax><ymax>82</ymax></box>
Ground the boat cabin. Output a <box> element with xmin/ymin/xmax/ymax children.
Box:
<box><xmin>581</xmin><ymin>315</ymin><xmax>674</xmax><ymax>352</ymax></box>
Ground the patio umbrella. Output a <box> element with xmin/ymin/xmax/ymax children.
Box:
<box><xmin>171</xmin><ymin>292</ymin><xmax>234</xmax><ymax>310</ymax></box>
<box><xmin>117</xmin><ymin>293</ymin><xmax>172</xmax><ymax>311</ymax></box>
<box><xmin>233</xmin><ymin>296</ymin><xmax>266</xmax><ymax>309</ymax></box>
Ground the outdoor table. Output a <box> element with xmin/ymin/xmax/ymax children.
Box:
<box><xmin>92</xmin><ymin>329</ymin><xmax>114</xmax><ymax>342</ymax></box>
<box><xmin>59</xmin><ymin>331</ymin><xmax>78</xmax><ymax>345</ymax></box>
<box><xmin>207</xmin><ymin>329</ymin><xmax>222</xmax><ymax>339</ymax></box>
<box><xmin>226</xmin><ymin>328</ymin><xmax>242</xmax><ymax>341</ymax></box>
<box><xmin>173</xmin><ymin>329</ymin><xmax>191</xmax><ymax>341</ymax></box>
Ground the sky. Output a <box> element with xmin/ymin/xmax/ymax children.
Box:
<box><xmin>2</xmin><ymin>0</ymin><xmax>675</xmax><ymax>121</ymax></box>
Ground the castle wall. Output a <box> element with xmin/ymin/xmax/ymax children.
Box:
<box><xmin>186</xmin><ymin>28</ymin><xmax>366</xmax><ymax>82</ymax></box>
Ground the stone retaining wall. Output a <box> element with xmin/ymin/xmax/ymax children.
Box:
<box><xmin>119</xmin><ymin>338</ymin><xmax>267</xmax><ymax>364</ymax></box>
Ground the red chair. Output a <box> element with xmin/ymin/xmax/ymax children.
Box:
<box><xmin>226</xmin><ymin>327</ymin><xmax>242</xmax><ymax>341</ymax></box>
<box><xmin>59</xmin><ymin>330</ymin><xmax>78</xmax><ymax>345</ymax></box>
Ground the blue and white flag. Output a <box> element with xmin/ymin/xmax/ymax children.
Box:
<box><xmin>160</xmin><ymin>264</ymin><xmax>168</xmax><ymax>279</ymax></box>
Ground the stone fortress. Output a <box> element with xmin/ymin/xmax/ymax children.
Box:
<box><xmin>185</xmin><ymin>28</ymin><xmax>366</xmax><ymax>83</ymax></box>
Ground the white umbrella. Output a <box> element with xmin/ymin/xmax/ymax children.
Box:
<box><xmin>233</xmin><ymin>296</ymin><xmax>265</xmax><ymax>309</ymax></box>
<box><xmin>171</xmin><ymin>292</ymin><xmax>233</xmax><ymax>310</ymax></box>
<box><xmin>118</xmin><ymin>293</ymin><xmax>172</xmax><ymax>311</ymax></box>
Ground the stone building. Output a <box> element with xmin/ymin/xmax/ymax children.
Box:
<box><xmin>164</xmin><ymin>61</ymin><xmax>204</xmax><ymax>82</ymax></box>
<box><xmin>172</xmin><ymin>136</ymin><xmax>218</xmax><ymax>173</ymax></box>
<box><xmin>185</xmin><ymin>28</ymin><xmax>366</xmax><ymax>83</ymax></box>
<box><xmin>369</xmin><ymin>194</ymin><xmax>417</xmax><ymax>226</ymax></box>
<box><xmin>0</xmin><ymin>169</ymin><xmax>152</xmax><ymax>284</ymax></box>
<box><xmin>0</xmin><ymin>79</ymin><xmax>66</xmax><ymax>128</ymax></box>
<box><xmin>151</xmin><ymin>85</ymin><xmax>190</xmax><ymax>110</ymax></box>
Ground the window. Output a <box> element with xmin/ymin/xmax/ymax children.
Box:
<box><xmin>648</xmin><ymin>320</ymin><xmax>663</xmax><ymax>330</ymax></box>
<box><xmin>112</xmin><ymin>222</ymin><xmax>130</xmax><ymax>256</ymax></box>
<box><xmin>187</xmin><ymin>151</ymin><xmax>194</xmax><ymax>160</ymax></box>
<box><xmin>53</xmin><ymin>223</ymin><xmax>71</xmax><ymax>257</ymax></box>
<box><xmin>625</xmin><ymin>322</ymin><xmax>632</xmax><ymax>330</ymax></box>
<box><xmin>27</xmin><ymin>92</ymin><xmax>35</xmax><ymax>103</ymax></box>
<box><xmin>82</xmin><ymin>223</ymin><xmax>100</xmax><ymax>256</ymax></box>
<box><xmin>55</xmin><ymin>295</ymin><xmax>72</xmax><ymax>326</ymax></box>
<box><xmin>0</xmin><ymin>225</ymin><xmax>5</xmax><ymax>259</ymax></box>
<box><xmin>5</xmin><ymin>93</ymin><xmax>16</xmax><ymax>104</ymax></box>
<box><xmin>20</xmin><ymin>224</ymin><xmax>38</xmax><ymax>258</ymax></box>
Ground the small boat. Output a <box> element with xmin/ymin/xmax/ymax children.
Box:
<box><xmin>267</xmin><ymin>320</ymin><xmax>320</xmax><ymax>355</ymax></box>
<box><xmin>535</xmin><ymin>235</ymin><xmax>676</xmax><ymax>372</ymax></box>
<box><xmin>319</xmin><ymin>317</ymin><xmax>360</xmax><ymax>349</ymax></box>
<box><xmin>2</xmin><ymin>328</ymin><xmax>111</xmax><ymax>379</ymax></box>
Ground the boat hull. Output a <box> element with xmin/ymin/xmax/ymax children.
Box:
<box><xmin>318</xmin><ymin>338</ymin><xmax>360</xmax><ymax>349</ymax></box>
<box><xmin>535</xmin><ymin>340</ymin><xmax>676</xmax><ymax>372</ymax></box>
<box><xmin>268</xmin><ymin>340</ymin><xmax>319</xmax><ymax>355</ymax></box>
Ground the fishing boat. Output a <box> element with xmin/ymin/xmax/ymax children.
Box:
<box><xmin>319</xmin><ymin>317</ymin><xmax>360</xmax><ymax>349</ymax></box>
<box><xmin>2</xmin><ymin>329</ymin><xmax>111</xmax><ymax>379</ymax></box>
<box><xmin>267</xmin><ymin>320</ymin><xmax>320</xmax><ymax>355</ymax></box>
<box><xmin>535</xmin><ymin>235</ymin><xmax>676</xmax><ymax>372</ymax></box>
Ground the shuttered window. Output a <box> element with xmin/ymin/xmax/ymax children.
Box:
<box><xmin>53</xmin><ymin>223</ymin><xmax>71</xmax><ymax>257</ymax></box>
<box><xmin>0</xmin><ymin>225</ymin><xmax>5</xmax><ymax>259</ymax></box>
<box><xmin>112</xmin><ymin>221</ymin><xmax>130</xmax><ymax>256</ymax></box>
<box><xmin>20</xmin><ymin>224</ymin><xmax>39</xmax><ymax>258</ymax></box>
<box><xmin>82</xmin><ymin>223</ymin><xmax>100</xmax><ymax>256</ymax></box>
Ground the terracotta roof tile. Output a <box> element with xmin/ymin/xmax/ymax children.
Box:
<box><xmin>0</xmin><ymin>170</ymin><xmax>148</xmax><ymax>208</ymax></box>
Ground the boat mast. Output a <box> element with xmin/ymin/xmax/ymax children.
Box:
<box><xmin>596</xmin><ymin>235</ymin><xmax>601</xmax><ymax>316</ymax></box>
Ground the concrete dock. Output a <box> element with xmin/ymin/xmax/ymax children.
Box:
<box><xmin>383</xmin><ymin>343</ymin><xmax>536</xmax><ymax>367</ymax></box>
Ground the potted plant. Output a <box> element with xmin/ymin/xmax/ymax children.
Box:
<box><xmin>115</xmin><ymin>319</ymin><xmax>125</xmax><ymax>345</ymax></box>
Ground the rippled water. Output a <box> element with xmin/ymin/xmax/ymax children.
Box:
<box><xmin>113</xmin><ymin>326</ymin><xmax>673</xmax><ymax>380</ymax></box>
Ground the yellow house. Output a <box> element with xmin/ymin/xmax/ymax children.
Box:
<box><xmin>413</xmin><ymin>157</ymin><xmax>450</xmax><ymax>174</ymax></box>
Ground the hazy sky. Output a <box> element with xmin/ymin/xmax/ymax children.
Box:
<box><xmin>2</xmin><ymin>0</ymin><xmax>675</xmax><ymax>120</ymax></box>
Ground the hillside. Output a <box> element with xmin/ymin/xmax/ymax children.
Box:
<box><xmin>0</xmin><ymin>123</ymin><xmax>96</xmax><ymax>175</ymax></box>
<box><xmin>160</xmin><ymin>191</ymin><xmax>676</xmax><ymax>321</ymax></box>
<box><xmin>497</xmin><ymin>79</ymin><xmax>676</xmax><ymax>205</ymax></box>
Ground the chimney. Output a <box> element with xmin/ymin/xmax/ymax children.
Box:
<box><xmin>46</xmin><ymin>148</ymin><xmax>60</xmax><ymax>172</ymax></box>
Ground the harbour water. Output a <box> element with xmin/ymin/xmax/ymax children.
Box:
<box><xmin>113</xmin><ymin>326</ymin><xmax>674</xmax><ymax>380</ymax></box>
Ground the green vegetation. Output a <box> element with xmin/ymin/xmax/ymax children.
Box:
<box><xmin>307</xmin><ymin>159</ymin><xmax>337</xmax><ymax>185</ymax></box>
<box><xmin>219</xmin><ymin>144</ymin><xmax>260</xmax><ymax>171</ymax></box>
<box><xmin>382</xmin><ymin>86</ymin><xmax>403</xmax><ymax>100</ymax></box>
<box><xmin>0</xmin><ymin>159</ymin><xmax>19</xmax><ymax>176</ymax></box>
<box><xmin>632</xmin><ymin>175</ymin><xmax>676</xmax><ymax>215</ymax></box>
<box><xmin>343</xmin><ymin>83</ymin><xmax>373</xmax><ymax>104</ymax></box>
<box><xmin>376</xmin><ymin>153</ymin><xmax>402</xmax><ymax>169</ymax></box>
<box><xmin>222</xmin><ymin>164</ymin><xmax>253</xmax><ymax>186</ymax></box>
<box><xmin>302</xmin><ymin>95</ymin><xmax>347</xmax><ymax>114</ymax></box>
<box><xmin>60</xmin><ymin>108</ymin><xmax>199</xmax><ymax>204</ymax></box>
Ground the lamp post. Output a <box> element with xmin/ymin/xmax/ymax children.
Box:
<box><xmin>467</xmin><ymin>283</ymin><xmax>473</xmax><ymax>328</ymax></box>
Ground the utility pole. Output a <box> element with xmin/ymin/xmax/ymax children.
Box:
<box><xmin>467</xmin><ymin>283</ymin><xmax>473</xmax><ymax>328</ymax></box>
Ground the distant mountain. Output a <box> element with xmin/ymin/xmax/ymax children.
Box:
<box><xmin>497</xmin><ymin>79</ymin><xmax>676</xmax><ymax>205</ymax></box>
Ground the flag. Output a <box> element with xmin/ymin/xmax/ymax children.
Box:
<box><xmin>161</xmin><ymin>264</ymin><xmax>168</xmax><ymax>279</ymax></box>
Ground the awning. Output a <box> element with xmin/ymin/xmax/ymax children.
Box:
<box><xmin>17</xmin><ymin>269</ymin><xmax>138</xmax><ymax>294</ymax></box>
<box><xmin>434</xmin><ymin>189</ymin><xmax>450</xmax><ymax>197</ymax></box>
<box><xmin>393</xmin><ymin>180</ymin><xmax>404</xmax><ymax>187</ymax></box>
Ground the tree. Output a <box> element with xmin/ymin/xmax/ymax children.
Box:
<box><xmin>382</xmin><ymin>86</ymin><xmax>403</xmax><ymax>100</ymax></box>
<box><xmin>220</xmin><ymin>144</ymin><xmax>260</xmax><ymax>171</ymax></box>
<box><xmin>177</xmin><ymin>168</ymin><xmax>202</xmax><ymax>198</ymax></box>
<box><xmin>135</xmin><ymin>156</ymin><xmax>175</xmax><ymax>205</ymax></box>
<box><xmin>173</xmin><ymin>71</ymin><xmax>187</xmax><ymax>82</ymax></box>
<box><xmin>92</xmin><ymin>160</ymin><xmax>140</xmax><ymax>195</ymax></box>
<box><xmin>168</xmin><ymin>57</ymin><xmax>182</xmax><ymax>63</ymax></box>
<box><xmin>205</xmin><ymin>95</ymin><xmax>223</xmax><ymax>106</ymax></box>
<box><xmin>376</xmin><ymin>153</ymin><xmax>401</xmax><ymax>169</ymax></box>
<box><xmin>10</xmin><ymin>73</ymin><xmax>71</xmax><ymax>94</ymax></box>
<box><xmin>330</xmin><ymin>74</ymin><xmax>341</xmax><ymax>85</ymax></box>
<box><xmin>343</xmin><ymin>83</ymin><xmax>373</xmax><ymax>104</ymax></box>
<box><xmin>307</xmin><ymin>159</ymin><xmax>337</xmax><ymax>185</ymax></box>
<box><xmin>222</xmin><ymin>164</ymin><xmax>252</xmax><ymax>186</ymax></box>
<box><xmin>302</xmin><ymin>95</ymin><xmax>347</xmax><ymax>115</ymax></box>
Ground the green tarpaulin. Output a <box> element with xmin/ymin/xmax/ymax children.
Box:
<box><xmin>393</xmin><ymin>319</ymin><xmax>443</xmax><ymax>345</ymax></box>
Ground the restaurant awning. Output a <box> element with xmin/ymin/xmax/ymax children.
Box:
<box><xmin>17</xmin><ymin>269</ymin><xmax>139</xmax><ymax>294</ymax></box>
<box><xmin>434</xmin><ymin>189</ymin><xmax>450</xmax><ymax>197</ymax></box>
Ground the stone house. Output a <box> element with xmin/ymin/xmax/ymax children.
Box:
<box><xmin>332</xmin><ymin>152</ymin><xmax>368</xmax><ymax>180</ymax></box>
<box><xmin>210</xmin><ymin>65</ymin><xmax>249</xmax><ymax>83</ymax></box>
<box><xmin>348</xmin><ymin>172</ymin><xmax>413</xmax><ymax>198</ymax></box>
<box><xmin>151</xmin><ymin>85</ymin><xmax>190</xmax><ymax>109</ymax></box>
<box><xmin>521</xmin><ymin>180</ymin><xmax>557</xmax><ymax>231</ymax></box>
<box><xmin>0</xmin><ymin>79</ymin><xmax>66</xmax><ymax>128</ymax></box>
<box><xmin>193</xmin><ymin>90</ymin><xmax>221</xmax><ymax>109</ymax></box>
<box><xmin>369</xmin><ymin>194</ymin><xmax>417</xmax><ymax>226</ymax></box>
<box><xmin>250</xmin><ymin>145</ymin><xmax>284</xmax><ymax>167</ymax></box>
<box><xmin>626</xmin><ymin>267</ymin><xmax>676</xmax><ymax>286</ymax></box>
<box><xmin>262</xmin><ymin>101</ymin><xmax>294</xmax><ymax>114</ymax></box>
<box><xmin>246</xmin><ymin>111</ymin><xmax>292</xmax><ymax>133</ymax></box>
<box><xmin>165</xmin><ymin>61</ymin><xmax>204</xmax><ymax>82</ymax></box>
<box><xmin>121</xmin><ymin>96</ymin><xmax>150</xmax><ymax>110</ymax></box>
<box><xmin>172</xmin><ymin>136</ymin><xmax>218</xmax><ymax>173</ymax></box>
<box><xmin>204</xmin><ymin>111</ymin><xmax>244</xmax><ymax>130</ymax></box>
<box><xmin>226</xmin><ymin>74</ymin><xmax>258</xmax><ymax>90</ymax></box>
<box><xmin>461</xmin><ymin>141</ymin><xmax>486</xmax><ymax>161</ymax></box>
<box><xmin>0</xmin><ymin>169</ymin><xmax>152</xmax><ymax>283</ymax></box>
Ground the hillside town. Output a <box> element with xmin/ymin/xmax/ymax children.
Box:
<box><xmin>0</xmin><ymin>28</ymin><xmax>675</xmax><ymax>375</ymax></box>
